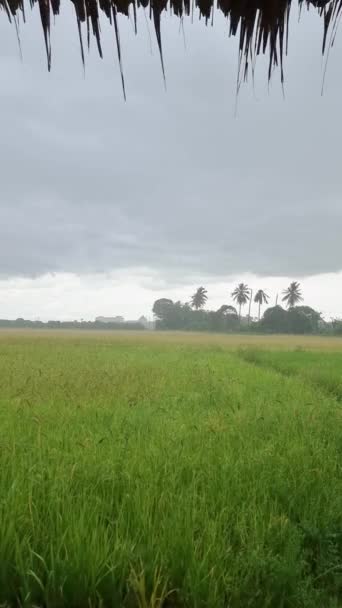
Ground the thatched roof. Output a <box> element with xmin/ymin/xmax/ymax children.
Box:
<box><xmin>1</xmin><ymin>0</ymin><xmax>340</xmax><ymax>91</ymax></box>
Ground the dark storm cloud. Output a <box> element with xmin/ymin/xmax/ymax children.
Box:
<box><xmin>0</xmin><ymin>6</ymin><xmax>341</xmax><ymax>280</ymax></box>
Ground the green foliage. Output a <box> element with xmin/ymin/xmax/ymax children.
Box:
<box><xmin>153</xmin><ymin>300</ymin><xmax>239</xmax><ymax>332</ymax></box>
<box><xmin>0</xmin><ymin>333</ymin><xmax>342</xmax><ymax>607</ymax></box>
<box><xmin>152</xmin><ymin>299</ymin><xmax>174</xmax><ymax>320</ymax></box>
<box><xmin>259</xmin><ymin>305</ymin><xmax>322</xmax><ymax>334</ymax></box>
<box><xmin>254</xmin><ymin>290</ymin><xmax>269</xmax><ymax>306</ymax></box>
<box><xmin>231</xmin><ymin>283</ymin><xmax>250</xmax><ymax>306</ymax></box>
<box><xmin>331</xmin><ymin>319</ymin><xmax>342</xmax><ymax>336</ymax></box>
<box><xmin>237</xmin><ymin>348</ymin><xmax>342</xmax><ymax>401</ymax></box>
<box><xmin>209</xmin><ymin>305</ymin><xmax>239</xmax><ymax>332</ymax></box>
<box><xmin>154</xmin><ymin>301</ymin><xmax>191</xmax><ymax>330</ymax></box>
<box><xmin>231</xmin><ymin>283</ymin><xmax>250</xmax><ymax>318</ymax></box>
<box><xmin>190</xmin><ymin>287</ymin><xmax>208</xmax><ymax>310</ymax></box>
<box><xmin>152</xmin><ymin>297</ymin><xmax>328</xmax><ymax>336</ymax></box>
<box><xmin>287</xmin><ymin>306</ymin><xmax>322</xmax><ymax>334</ymax></box>
<box><xmin>260</xmin><ymin>305</ymin><xmax>289</xmax><ymax>333</ymax></box>
<box><xmin>254</xmin><ymin>290</ymin><xmax>270</xmax><ymax>320</ymax></box>
<box><xmin>282</xmin><ymin>282</ymin><xmax>303</xmax><ymax>308</ymax></box>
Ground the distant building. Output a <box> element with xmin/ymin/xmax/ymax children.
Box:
<box><xmin>95</xmin><ymin>316</ymin><xmax>124</xmax><ymax>324</ymax></box>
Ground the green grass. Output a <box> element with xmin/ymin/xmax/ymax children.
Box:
<box><xmin>237</xmin><ymin>348</ymin><xmax>342</xmax><ymax>401</ymax></box>
<box><xmin>0</xmin><ymin>331</ymin><xmax>342</xmax><ymax>607</ymax></box>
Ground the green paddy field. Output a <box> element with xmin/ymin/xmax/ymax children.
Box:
<box><xmin>1</xmin><ymin>330</ymin><xmax>342</xmax><ymax>607</ymax></box>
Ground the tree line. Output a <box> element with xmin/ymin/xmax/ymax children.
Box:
<box><xmin>152</xmin><ymin>281</ymin><xmax>342</xmax><ymax>335</ymax></box>
<box><xmin>190</xmin><ymin>282</ymin><xmax>303</xmax><ymax>318</ymax></box>
<box><xmin>0</xmin><ymin>319</ymin><xmax>145</xmax><ymax>331</ymax></box>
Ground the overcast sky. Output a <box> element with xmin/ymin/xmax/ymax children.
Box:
<box><xmin>0</xmin><ymin>4</ymin><xmax>341</xmax><ymax>321</ymax></box>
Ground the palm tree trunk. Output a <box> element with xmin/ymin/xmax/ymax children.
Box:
<box><xmin>239</xmin><ymin>303</ymin><xmax>241</xmax><ymax>322</ymax></box>
<box><xmin>248</xmin><ymin>289</ymin><xmax>253</xmax><ymax>325</ymax></box>
<box><xmin>258</xmin><ymin>302</ymin><xmax>261</xmax><ymax>321</ymax></box>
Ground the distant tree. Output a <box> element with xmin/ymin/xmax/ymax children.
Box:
<box><xmin>218</xmin><ymin>305</ymin><xmax>239</xmax><ymax>331</ymax></box>
<box><xmin>217</xmin><ymin>304</ymin><xmax>238</xmax><ymax>316</ymax></box>
<box><xmin>260</xmin><ymin>305</ymin><xmax>289</xmax><ymax>333</ymax></box>
<box><xmin>163</xmin><ymin>301</ymin><xmax>190</xmax><ymax>330</ymax></box>
<box><xmin>152</xmin><ymin>300</ymin><xmax>195</xmax><ymax>330</ymax></box>
<box><xmin>0</xmin><ymin>318</ymin><xmax>145</xmax><ymax>330</ymax></box>
<box><xmin>152</xmin><ymin>298</ymin><xmax>174</xmax><ymax>319</ymax></box>
<box><xmin>231</xmin><ymin>283</ymin><xmax>250</xmax><ymax>320</ymax></box>
<box><xmin>254</xmin><ymin>289</ymin><xmax>269</xmax><ymax>320</ymax></box>
<box><xmin>331</xmin><ymin>318</ymin><xmax>342</xmax><ymax>335</ymax></box>
<box><xmin>190</xmin><ymin>287</ymin><xmax>208</xmax><ymax>310</ymax></box>
<box><xmin>207</xmin><ymin>305</ymin><xmax>238</xmax><ymax>333</ymax></box>
<box><xmin>260</xmin><ymin>304</ymin><xmax>321</xmax><ymax>334</ymax></box>
<box><xmin>287</xmin><ymin>306</ymin><xmax>322</xmax><ymax>334</ymax></box>
<box><xmin>282</xmin><ymin>282</ymin><xmax>303</xmax><ymax>308</ymax></box>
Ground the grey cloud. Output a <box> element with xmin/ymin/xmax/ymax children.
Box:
<box><xmin>0</xmin><ymin>7</ymin><xmax>342</xmax><ymax>281</ymax></box>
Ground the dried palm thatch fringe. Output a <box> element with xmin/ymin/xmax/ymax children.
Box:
<box><xmin>1</xmin><ymin>0</ymin><xmax>341</xmax><ymax>95</ymax></box>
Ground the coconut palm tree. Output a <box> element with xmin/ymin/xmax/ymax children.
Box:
<box><xmin>190</xmin><ymin>287</ymin><xmax>208</xmax><ymax>310</ymax></box>
<box><xmin>254</xmin><ymin>289</ymin><xmax>270</xmax><ymax>320</ymax></box>
<box><xmin>231</xmin><ymin>283</ymin><xmax>250</xmax><ymax>320</ymax></box>
<box><xmin>282</xmin><ymin>282</ymin><xmax>303</xmax><ymax>308</ymax></box>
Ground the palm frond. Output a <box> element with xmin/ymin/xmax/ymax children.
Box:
<box><xmin>0</xmin><ymin>0</ymin><xmax>340</xmax><ymax>91</ymax></box>
<box><xmin>282</xmin><ymin>282</ymin><xmax>303</xmax><ymax>308</ymax></box>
